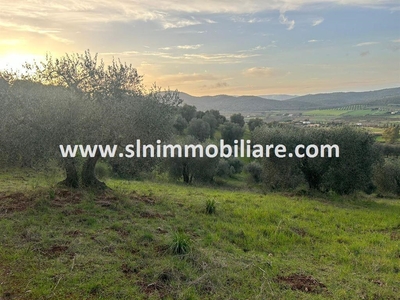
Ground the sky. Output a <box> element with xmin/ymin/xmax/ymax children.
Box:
<box><xmin>0</xmin><ymin>0</ymin><xmax>399</xmax><ymax>96</ymax></box>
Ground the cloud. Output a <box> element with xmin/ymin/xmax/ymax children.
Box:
<box><xmin>279</xmin><ymin>13</ymin><xmax>295</xmax><ymax>30</ymax></box>
<box><xmin>99</xmin><ymin>51</ymin><xmax>140</xmax><ymax>56</ymax></box>
<box><xmin>160</xmin><ymin>44</ymin><xmax>202</xmax><ymax>50</ymax></box>
<box><xmin>248</xmin><ymin>17</ymin><xmax>270</xmax><ymax>23</ymax></box>
<box><xmin>162</xmin><ymin>19</ymin><xmax>201</xmax><ymax>29</ymax></box>
<box><xmin>308</xmin><ymin>39</ymin><xmax>323</xmax><ymax>43</ymax></box>
<box><xmin>177</xmin><ymin>44</ymin><xmax>203</xmax><ymax>49</ymax></box>
<box><xmin>238</xmin><ymin>45</ymin><xmax>273</xmax><ymax>52</ymax></box>
<box><xmin>99</xmin><ymin>50</ymin><xmax>258</xmax><ymax>64</ymax></box>
<box><xmin>231</xmin><ymin>16</ymin><xmax>270</xmax><ymax>23</ymax></box>
<box><xmin>312</xmin><ymin>18</ymin><xmax>324</xmax><ymax>26</ymax></box>
<box><xmin>360</xmin><ymin>51</ymin><xmax>370</xmax><ymax>56</ymax></box>
<box><xmin>204</xmin><ymin>18</ymin><xmax>217</xmax><ymax>24</ymax></box>
<box><xmin>392</xmin><ymin>39</ymin><xmax>400</xmax><ymax>43</ymax></box>
<box><xmin>354</xmin><ymin>42</ymin><xmax>379</xmax><ymax>47</ymax></box>
<box><xmin>160</xmin><ymin>72</ymin><xmax>218</xmax><ymax>83</ymax></box>
<box><xmin>0</xmin><ymin>1</ymin><xmax>397</xmax><ymax>40</ymax></box>
<box><xmin>201</xmin><ymin>81</ymin><xmax>229</xmax><ymax>89</ymax></box>
<box><xmin>0</xmin><ymin>20</ymin><xmax>73</xmax><ymax>44</ymax></box>
<box><xmin>243</xmin><ymin>67</ymin><xmax>279</xmax><ymax>77</ymax></box>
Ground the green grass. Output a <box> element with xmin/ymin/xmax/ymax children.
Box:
<box><xmin>341</xmin><ymin>110</ymin><xmax>375</xmax><ymax>117</ymax></box>
<box><xmin>304</xmin><ymin>109</ymin><xmax>386</xmax><ymax>117</ymax></box>
<box><xmin>0</xmin><ymin>170</ymin><xmax>399</xmax><ymax>299</ymax></box>
<box><xmin>305</xmin><ymin>110</ymin><xmax>347</xmax><ymax>116</ymax></box>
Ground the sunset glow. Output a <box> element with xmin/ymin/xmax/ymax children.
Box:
<box><xmin>0</xmin><ymin>1</ymin><xmax>399</xmax><ymax>96</ymax></box>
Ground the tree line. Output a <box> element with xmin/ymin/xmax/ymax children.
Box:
<box><xmin>0</xmin><ymin>50</ymin><xmax>399</xmax><ymax>196</ymax></box>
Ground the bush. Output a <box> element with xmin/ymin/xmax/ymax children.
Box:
<box><xmin>227</xmin><ymin>157</ymin><xmax>244</xmax><ymax>174</ymax></box>
<box><xmin>216</xmin><ymin>159</ymin><xmax>232</xmax><ymax>177</ymax></box>
<box><xmin>252</xmin><ymin>125</ymin><xmax>380</xmax><ymax>194</ymax></box>
<box><xmin>245</xmin><ymin>161</ymin><xmax>263</xmax><ymax>183</ymax></box>
<box><xmin>374</xmin><ymin>158</ymin><xmax>400</xmax><ymax>195</ymax></box>
<box><xmin>165</xmin><ymin>137</ymin><xmax>219</xmax><ymax>184</ymax></box>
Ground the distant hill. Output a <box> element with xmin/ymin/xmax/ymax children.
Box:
<box><xmin>258</xmin><ymin>94</ymin><xmax>297</xmax><ymax>101</ymax></box>
<box><xmin>288</xmin><ymin>87</ymin><xmax>400</xmax><ymax>108</ymax></box>
<box><xmin>179</xmin><ymin>87</ymin><xmax>400</xmax><ymax>113</ymax></box>
<box><xmin>178</xmin><ymin>92</ymin><xmax>313</xmax><ymax>112</ymax></box>
<box><xmin>365</xmin><ymin>95</ymin><xmax>400</xmax><ymax>107</ymax></box>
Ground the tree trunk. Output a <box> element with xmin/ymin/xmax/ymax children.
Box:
<box><xmin>182</xmin><ymin>162</ymin><xmax>190</xmax><ymax>184</ymax></box>
<box><xmin>59</xmin><ymin>158</ymin><xmax>79</xmax><ymax>188</ymax></box>
<box><xmin>81</xmin><ymin>155</ymin><xmax>107</xmax><ymax>189</ymax></box>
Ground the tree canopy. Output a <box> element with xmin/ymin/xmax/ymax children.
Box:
<box><xmin>0</xmin><ymin>50</ymin><xmax>181</xmax><ymax>188</ymax></box>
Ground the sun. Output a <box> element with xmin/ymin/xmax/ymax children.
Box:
<box><xmin>0</xmin><ymin>53</ymin><xmax>44</xmax><ymax>73</ymax></box>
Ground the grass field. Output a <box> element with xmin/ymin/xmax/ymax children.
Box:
<box><xmin>0</xmin><ymin>169</ymin><xmax>399</xmax><ymax>299</ymax></box>
<box><xmin>304</xmin><ymin>110</ymin><xmax>346</xmax><ymax>116</ymax></box>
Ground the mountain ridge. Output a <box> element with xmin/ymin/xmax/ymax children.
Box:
<box><xmin>178</xmin><ymin>87</ymin><xmax>400</xmax><ymax>113</ymax></box>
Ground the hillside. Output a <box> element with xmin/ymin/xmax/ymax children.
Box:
<box><xmin>0</xmin><ymin>170</ymin><xmax>399</xmax><ymax>299</ymax></box>
<box><xmin>178</xmin><ymin>92</ymin><xmax>313</xmax><ymax>112</ymax></box>
<box><xmin>258</xmin><ymin>94</ymin><xmax>297</xmax><ymax>101</ymax></box>
<box><xmin>288</xmin><ymin>87</ymin><xmax>400</xmax><ymax>109</ymax></box>
<box><xmin>366</xmin><ymin>95</ymin><xmax>400</xmax><ymax>107</ymax></box>
<box><xmin>179</xmin><ymin>87</ymin><xmax>400</xmax><ymax>113</ymax></box>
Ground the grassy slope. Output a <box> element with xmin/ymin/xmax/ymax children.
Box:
<box><xmin>0</xmin><ymin>170</ymin><xmax>399</xmax><ymax>299</ymax></box>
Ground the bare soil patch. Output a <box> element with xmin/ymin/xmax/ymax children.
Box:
<box><xmin>0</xmin><ymin>192</ymin><xmax>33</xmax><ymax>213</ymax></box>
<box><xmin>130</xmin><ymin>191</ymin><xmax>156</xmax><ymax>205</ymax></box>
<box><xmin>276</xmin><ymin>273</ymin><xmax>327</xmax><ymax>293</ymax></box>
<box><xmin>41</xmin><ymin>244</ymin><xmax>70</xmax><ymax>258</ymax></box>
<box><xmin>51</xmin><ymin>189</ymin><xmax>82</xmax><ymax>207</ymax></box>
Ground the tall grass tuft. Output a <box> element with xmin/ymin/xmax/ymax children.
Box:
<box><xmin>170</xmin><ymin>232</ymin><xmax>191</xmax><ymax>255</ymax></box>
<box><xmin>205</xmin><ymin>199</ymin><xmax>216</xmax><ymax>214</ymax></box>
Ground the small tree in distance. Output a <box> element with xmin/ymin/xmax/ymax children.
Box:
<box><xmin>187</xmin><ymin>119</ymin><xmax>211</xmax><ymax>142</ymax></box>
<box><xmin>382</xmin><ymin>125</ymin><xmax>399</xmax><ymax>144</ymax></box>
<box><xmin>248</xmin><ymin>118</ymin><xmax>264</xmax><ymax>132</ymax></box>
<box><xmin>230</xmin><ymin>113</ymin><xmax>245</xmax><ymax>127</ymax></box>
<box><xmin>221</xmin><ymin>122</ymin><xmax>244</xmax><ymax>146</ymax></box>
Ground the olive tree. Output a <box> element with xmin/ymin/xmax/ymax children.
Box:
<box><xmin>187</xmin><ymin>119</ymin><xmax>211</xmax><ymax>142</ymax></box>
<box><xmin>164</xmin><ymin>136</ymin><xmax>218</xmax><ymax>184</ymax></box>
<box><xmin>221</xmin><ymin>122</ymin><xmax>244</xmax><ymax>146</ymax></box>
<box><xmin>230</xmin><ymin>113</ymin><xmax>245</xmax><ymax>127</ymax></box>
<box><xmin>0</xmin><ymin>50</ymin><xmax>181</xmax><ymax>188</ymax></box>
<box><xmin>252</xmin><ymin>125</ymin><xmax>380</xmax><ymax>194</ymax></box>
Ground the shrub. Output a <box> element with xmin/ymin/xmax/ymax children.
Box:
<box><xmin>216</xmin><ymin>159</ymin><xmax>232</xmax><ymax>177</ymax></box>
<box><xmin>374</xmin><ymin>158</ymin><xmax>400</xmax><ymax>195</ymax></box>
<box><xmin>227</xmin><ymin>157</ymin><xmax>244</xmax><ymax>174</ymax></box>
<box><xmin>245</xmin><ymin>161</ymin><xmax>263</xmax><ymax>183</ymax></box>
<box><xmin>165</xmin><ymin>137</ymin><xmax>219</xmax><ymax>184</ymax></box>
<box><xmin>252</xmin><ymin>125</ymin><xmax>380</xmax><ymax>194</ymax></box>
